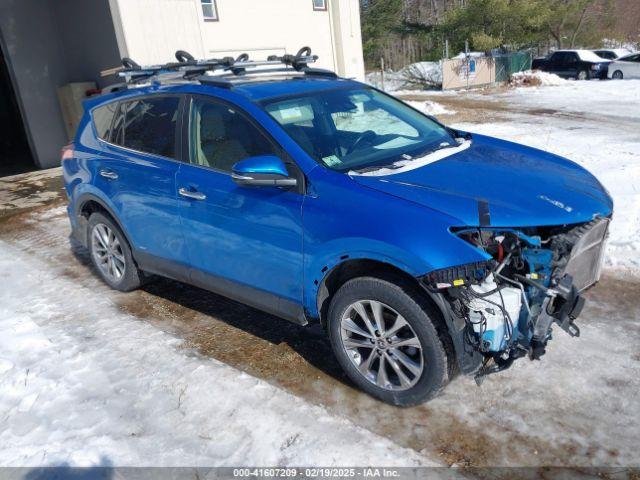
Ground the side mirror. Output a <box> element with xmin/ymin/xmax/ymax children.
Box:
<box><xmin>231</xmin><ymin>155</ymin><xmax>297</xmax><ymax>188</ymax></box>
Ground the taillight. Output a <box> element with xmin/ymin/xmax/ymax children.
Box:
<box><xmin>61</xmin><ymin>143</ymin><xmax>74</xmax><ymax>164</ymax></box>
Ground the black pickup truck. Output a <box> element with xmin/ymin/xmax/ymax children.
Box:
<box><xmin>532</xmin><ymin>50</ymin><xmax>610</xmax><ymax>80</ymax></box>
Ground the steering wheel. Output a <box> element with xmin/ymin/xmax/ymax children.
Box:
<box><xmin>346</xmin><ymin>130</ymin><xmax>377</xmax><ymax>155</ymax></box>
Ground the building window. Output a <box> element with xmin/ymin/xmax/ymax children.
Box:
<box><xmin>312</xmin><ymin>0</ymin><xmax>327</xmax><ymax>11</ymax></box>
<box><xmin>201</xmin><ymin>0</ymin><xmax>219</xmax><ymax>21</ymax></box>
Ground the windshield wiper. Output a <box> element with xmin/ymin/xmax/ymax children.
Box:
<box><xmin>352</xmin><ymin>139</ymin><xmax>470</xmax><ymax>174</ymax></box>
<box><xmin>353</xmin><ymin>163</ymin><xmax>404</xmax><ymax>174</ymax></box>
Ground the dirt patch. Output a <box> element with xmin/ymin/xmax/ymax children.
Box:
<box><xmin>0</xmin><ymin>167</ymin><xmax>65</xmax><ymax>220</ymax></box>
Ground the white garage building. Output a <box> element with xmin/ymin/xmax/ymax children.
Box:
<box><xmin>0</xmin><ymin>0</ymin><xmax>364</xmax><ymax>174</ymax></box>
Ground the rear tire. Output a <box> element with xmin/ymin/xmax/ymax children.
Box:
<box><xmin>88</xmin><ymin>212</ymin><xmax>143</xmax><ymax>292</ymax></box>
<box><xmin>612</xmin><ymin>70</ymin><xmax>623</xmax><ymax>80</ymax></box>
<box><xmin>327</xmin><ymin>277</ymin><xmax>449</xmax><ymax>406</ymax></box>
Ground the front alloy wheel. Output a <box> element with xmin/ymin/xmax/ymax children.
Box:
<box><xmin>340</xmin><ymin>300</ymin><xmax>423</xmax><ymax>391</ymax></box>
<box><xmin>328</xmin><ymin>277</ymin><xmax>449</xmax><ymax>406</ymax></box>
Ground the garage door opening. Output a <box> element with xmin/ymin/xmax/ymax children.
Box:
<box><xmin>0</xmin><ymin>44</ymin><xmax>35</xmax><ymax>177</ymax></box>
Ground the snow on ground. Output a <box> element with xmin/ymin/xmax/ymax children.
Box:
<box><xmin>0</xmin><ymin>239</ymin><xmax>430</xmax><ymax>467</ymax></box>
<box><xmin>500</xmin><ymin>78</ymin><xmax>640</xmax><ymax>121</ymax></box>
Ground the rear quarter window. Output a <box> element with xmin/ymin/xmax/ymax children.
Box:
<box><xmin>113</xmin><ymin>96</ymin><xmax>180</xmax><ymax>158</ymax></box>
<box><xmin>92</xmin><ymin>103</ymin><xmax>118</xmax><ymax>141</ymax></box>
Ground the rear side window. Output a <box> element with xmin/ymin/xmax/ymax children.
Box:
<box><xmin>111</xmin><ymin>96</ymin><xmax>180</xmax><ymax>158</ymax></box>
<box><xmin>92</xmin><ymin>103</ymin><xmax>118</xmax><ymax>141</ymax></box>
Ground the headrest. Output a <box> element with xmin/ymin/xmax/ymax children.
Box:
<box><xmin>200</xmin><ymin>106</ymin><xmax>226</xmax><ymax>141</ymax></box>
<box><xmin>266</xmin><ymin>100</ymin><xmax>314</xmax><ymax>125</ymax></box>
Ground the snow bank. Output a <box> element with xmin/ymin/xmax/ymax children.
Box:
<box><xmin>366</xmin><ymin>62</ymin><xmax>442</xmax><ymax>92</ymax></box>
<box><xmin>511</xmin><ymin>70</ymin><xmax>568</xmax><ymax>87</ymax></box>
<box><xmin>0</xmin><ymin>240</ymin><xmax>430</xmax><ymax>467</ymax></box>
<box><xmin>405</xmin><ymin>100</ymin><xmax>455</xmax><ymax>116</ymax></box>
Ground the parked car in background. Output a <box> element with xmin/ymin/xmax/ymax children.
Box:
<box><xmin>608</xmin><ymin>53</ymin><xmax>640</xmax><ymax>79</ymax></box>
<box><xmin>593</xmin><ymin>48</ymin><xmax>633</xmax><ymax>60</ymax></box>
<box><xmin>532</xmin><ymin>50</ymin><xmax>610</xmax><ymax>79</ymax></box>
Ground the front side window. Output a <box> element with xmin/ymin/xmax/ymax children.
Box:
<box><xmin>201</xmin><ymin>0</ymin><xmax>219</xmax><ymax>20</ymax></box>
<box><xmin>262</xmin><ymin>88</ymin><xmax>455</xmax><ymax>173</ymax></box>
<box><xmin>112</xmin><ymin>96</ymin><xmax>180</xmax><ymax>158</ymax></box>
<box><xmin>313</xmin><ymin>0</ymin><xmax>327</xmax><ymax>11</ymax></box>
<box><xmin>189</xmin><ymin>99</ymin><xmax>277</xmax><ymax>172</ymax></box>
<box><xmin>92</xmin><ymin>103</ymin><xmax>118</xmax><ymax>141</ymax></box>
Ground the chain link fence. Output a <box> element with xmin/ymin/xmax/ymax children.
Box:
<box><xmin>493</xmin><ymin>50</ymin><xmax>533</xmax><ymax>83</ymax></box>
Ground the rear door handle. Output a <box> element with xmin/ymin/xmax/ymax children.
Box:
<box><xmin>178</xmin><ymin>187</ymin><xmax>206</xmax><ymax>201</ymax></box>
<box><xmin>99</xmin><ymin>169</ymin><xmax>118</xmax><ymax>180</ymax></box>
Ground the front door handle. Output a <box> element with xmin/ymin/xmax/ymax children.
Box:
<box><xmin>99</xmin><ymin>169</ymin><xmax>118</xmax><ymax>180</ymax></box>
<box><xmin>178</xmin><ymin>187</ymin><xmax>206</xmax><ymax>201</ymax></box>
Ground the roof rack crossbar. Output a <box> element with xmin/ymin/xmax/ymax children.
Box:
<box><xmin>118</xmin><ymin>46</ymin><xmax>337</xmax><ymax>87</ymax></box>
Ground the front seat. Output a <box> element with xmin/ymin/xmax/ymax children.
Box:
<box><xmin>197</xmin><ymin>106</ymin><xmax>248</xmax><ymax>170</ymax></box>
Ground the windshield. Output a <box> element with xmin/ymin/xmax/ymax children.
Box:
<box><xmin>261</xmin><ymin>87</ymin><xmax>456</xmax><ymax>172</ymax></box>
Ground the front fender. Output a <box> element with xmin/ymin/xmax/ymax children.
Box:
<box><xmin>301</xmin><ymin>169</ymin><xmax>490</xmax><ymax>318</ymax></box>
<box><xmin>303</xmin><ymin>240</ymin><xmax>426</xmax><ymax>317</ymax></box>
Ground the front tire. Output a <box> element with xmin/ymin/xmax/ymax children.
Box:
<box><xmin>327</xmin><ymin>277</ymin><xmax>449</xmax><ymax>406</ymax></box>
<box><xmin>577</xmin><ymin>70</ymin><xmax>589</xmax><ymax>81</ymax></box>
<box><xmin>612</xmin><ymin>70</ymin><xmax>623</xmax><ymax>80</ymax></box>
<box><xmin>88</xmin><ymin>212</ymin><xmax>143</xmax><ymax>292</ymax></box>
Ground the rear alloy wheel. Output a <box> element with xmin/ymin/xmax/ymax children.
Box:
<box><xmin>88</xmin><ymin>212</ymin><xmax>143</xmax><ymax>291</ymax></box>
<box><xmin>577</xmin><ymin>70</ymin><xmax>589</xmax><ymax>80</ymax></box>
<box><xmin>612</xmin><ymin>70</ymin><xmax>623</xmax><ymax>80</ymax></box>
<box><xmin>91</xmin><ymin>223</ymin><xmax>126</xmax><ymax>283</ymax></box>
<box><xmin>328</xmin><ymin>277</ymin><xmax>449</xmax><ymax>406</ymax></box>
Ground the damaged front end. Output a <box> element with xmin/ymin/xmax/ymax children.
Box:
<box><xmin>423</xmin><ymin>216</ymin><xmax>610</xmax><ymax>384</ymax></box>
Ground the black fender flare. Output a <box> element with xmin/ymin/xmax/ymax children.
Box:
<box><xmin>73</xmin><ymin>193</ymin><xmax>133</xmax><ymax>251</ymax></box>
<box><xmin>421</xmin><ymin>287</ymin><xmax>483</xmax><ymax>375</ymax></box>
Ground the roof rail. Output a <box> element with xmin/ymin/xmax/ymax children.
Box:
<box><xmin>116</xmin><ymin>46</ymin><xmax>337</xmax><ymax>87</ymax></box>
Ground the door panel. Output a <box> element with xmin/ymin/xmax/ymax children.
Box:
<box><xmin>176</xmin><ymin>96</ymin><xmax>304</xmax><ymax>318</ymax></box>
<box><xmin>106</xmin><ymin>148</ymin><xmax>186</xmax><ymax>265</ymax></box>
<box><xmin>177</xmin><ymin>165</ymin><xmax>304</xmax><ymax>307</ymax></box>
<box><xmin>100</xmin><ymin>95</ymin><xmax>188</xmax><ymax>267</ymax></box>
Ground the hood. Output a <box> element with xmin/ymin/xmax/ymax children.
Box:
<box><xmin>351</xmin><ymin>134</ymin><xmax>613</xmax><ymax>227</ymax></box>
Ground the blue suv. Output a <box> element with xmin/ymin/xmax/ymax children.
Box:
<box><xmin>63</xmin><ymin>50</ymin><xmax>612</xmax><ymax>406</ymax></box>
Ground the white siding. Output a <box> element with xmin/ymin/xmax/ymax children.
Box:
<box><xmin>109</xmin><ymin>0</ymin><xmax>364</xmax><ymax>80</ymax></box>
